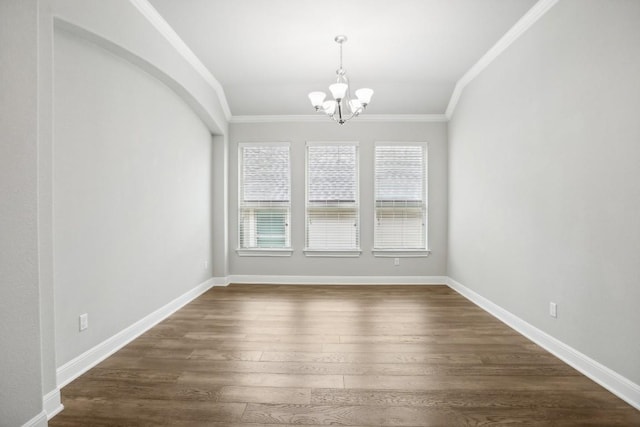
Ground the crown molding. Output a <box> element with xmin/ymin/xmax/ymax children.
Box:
<box><xmin>230</xmin><ymin>114</ymin><xmax>448</xmax><ymax>124</ymax></box>
<box><xmin>445</xmin><ymin>0</ymin><xmax>559</xmax><ymax>119</ymax></box>
<box><xmin>132</xmin><ymin>0</ymin><xmax>558</xmax><ymax>125</ymax></box>
<box><xmin>129</xmin><ymin>0</ymin><xmax>232</xmax><ymax>121</ymax></box>
<box><xmin>230</xmin><ymin>115</ymin><xmax>327</xmax><ymax>123</ymax></box>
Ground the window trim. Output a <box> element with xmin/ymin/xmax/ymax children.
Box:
<box><xmin>303</xmin><ymin>249</ymin><xmax>362</xmax><ymax>257</ymax></box>
<box><xmin>304</xmin><ymin>141</ymin><xmax>361</xmax><ymax>256</ymax></box>
<box><xmin>237</xmin><ymin>142</ymin><xmax>292</xmax><ymax>256</ymax></box>
<box><xmin>371</xmin><ymin>249</ymin><xmax>431</xmax><ymax>258</ymax></box>
<box><xmin>236</xmin><ymin>248</ymin><xmax>293</xmax><ymax>257</ymax></box>
<box><xmin>373</xmin><ymin>141</ymin><xmax>429</xmax><ymax>253</ymax></box>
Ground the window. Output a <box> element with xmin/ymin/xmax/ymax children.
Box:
<box><xmin>305</xmin><ymin>142</ymin><xmax>360</xmax><ymax>256</ymax></box>
<box><xmin>374</xmin><ymin>143</ymin><xmax>428</xmax><ymax>254</ymax></box>
<box><xmin>238</xmin><ymin>143</ymin><xmax>291</xmax><ymax>255</ymax></box>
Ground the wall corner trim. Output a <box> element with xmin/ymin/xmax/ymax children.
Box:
<box><xmin>445</xmin><ymin>0</ymin><xmax>559</xmax><ymax>119</ymax></box>
<box><xmin>21</xmin><ymin>411</ymin><xmax>47</xmax><ymax>427</ymax></box>
<box><xmin>446</xmin><ymin>277</ymin><xmax>640</xmax><ymax>411</ymax></box>
<box><xmin>43</xmin><ymin>388</ymin><xmax>63</xmax><ymax>420</ymax></box>
<box><xmin>56</xmin><ymin>277</ymin><xmax>215</xmax><ymax>388</ymax></box>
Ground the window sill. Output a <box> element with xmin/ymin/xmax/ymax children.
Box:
<box><xmin>372</xmin><ymin>249</ymin><xmax>431</xmax><ymax>258</ymax></box>
<box><xmin>236</xmin><ymin>248</ymin><xmax>293</xmax><ymax>257</ymax></box>
<box><xmin>303</xmin><ymin>249</ymin><xmax>362</xmax><ymax>258</ymax></box>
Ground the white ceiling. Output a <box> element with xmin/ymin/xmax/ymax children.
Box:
<box><xmin>148</xmin><ymin>0</ymin><xmax>537</xmax><ymax>116</ymax></box>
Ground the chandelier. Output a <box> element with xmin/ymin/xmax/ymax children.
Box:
<box><xmin>308</xmin><ymin>35</ymin><xmax>374</xmax><ymax>125</ymax></box>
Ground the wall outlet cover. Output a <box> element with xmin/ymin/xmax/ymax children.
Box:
<box><xmin>79</xmin><ymin>313</ymin><xmax>89</xmax><ymax>331</ymax></box>
<box><xmin>549</xmin><ymin>302</ymin><xmax>557</xmax><ymax>318</ymax></box>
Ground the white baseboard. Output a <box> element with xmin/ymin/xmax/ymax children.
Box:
<box><xmin>227</xmin><ymin>275</ymin><xmax>449</xmax><ymax>285</ymax></box>
<box><xmin>43</xmin><ymin>387</ymin><xmax>63</xmax><ymax>419</ymax></box>
<box><xmin>213</xmin><ymin>276</ymin><xmax>231</xmax><ymax>286</ymax></box>
<box><xmin>56</xmin><ymin>277</ymin><xmax>216</xmax><ymax>388</ymax></box>
<box><xmin>447</xmin><ymin>277</ymin><xmax>640</xmax><ymax>411</ymax></box>
<box><xmin>51</xmin><ymin>272</ymin><xmax>639</xmax><ymax>412</ymax></box>
<box><xmin>22</xmin><ymin>411</ymin><xmax>47</xmax><ymax>427</ymax></box>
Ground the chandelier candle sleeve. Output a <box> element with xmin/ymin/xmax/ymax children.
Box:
<box><xmin>308</xmin><ymin>35</ymin><xmax>374</xmax><ymax>125</ymax></box>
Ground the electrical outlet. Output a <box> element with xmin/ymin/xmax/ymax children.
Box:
<box><xmin>204</xmin><ymin>260</ymin><xmax>209</xmax><ymax>269</ymax></box>
<box><xmin>79</xmin><ymin>313</ymin><xmax>89</xmax><ymax>331</ymax></box>
<box><xmin>394</xmin><ymin>258</ymin><xmax>400</xmax><ymax>266</ymax></box>
<box><xmin>549</xmin><ymin>302</ymin><xmax>557</xmax><ymax>318</ymax></box>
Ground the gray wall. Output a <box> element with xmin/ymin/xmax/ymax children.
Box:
<box><xmin>0</xmin><ymin>0</ymin><xmax>45</xmax><ymax>425</ymax></box>
<box><xmin>229</xmin><ymin>121</ymin><xmax>448</xmax><ymax>277</ymax></box>
<box><xmin>448</xmin><ymin>0</ymin><xmax>640</xmax><ymax>384</ymax></box>
<box><xmin>53</xmin><ymin>0</ymin><xmax>228</xmax><ymax>136</ymax></box>
<box><xmin>53</xmin><ymin>29</ymin><xmax>214</xmax><ymax>366</ymax></box>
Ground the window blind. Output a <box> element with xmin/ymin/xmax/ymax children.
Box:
<box><xmin>374</xmin><ymin>144</ymin><xmax>427</xmax><ymax>249</ymax></box>
<box><xmin>239</xmin><ymin>144</ymin><xmax>290</xmax><ymax>249</ymax></box>
<box><xmin>306</xmin><ymin>143</ymin><xmax>359</xmax><ymax>250</ymax></box>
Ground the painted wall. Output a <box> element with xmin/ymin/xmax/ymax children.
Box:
<box><xmin>53</xmin><ymin>29</ymin><xmax>214</xmax><ymax>366</ymax></box>
<box><xmin>53</xmin><ymin>0</ymin><xmax>229</xmax><ymax>135</ymax></box>
<box><xmin>448</xmin><ymin>0</ymin><xmax>640</xmax><ymax>384</ymax></box>
<box><xmin>229</xmin><ymin>121</ymin><xmax>448</xmax><ymax>277</ymax></box>
<box><xmin>0</xmin><ymin>0</ymin><xmax>45</xmax><ymax>425</ymax></box>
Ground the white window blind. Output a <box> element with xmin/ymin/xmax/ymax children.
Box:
<box><xmin>306</xmin><ymin>142</ymin><xmax>359</xmax><ymax>251</ymax></box>
<box><xmin>374</xmin><ymin>144</ymin><xmax>427</xmax><ymax>249</ymax></box>
<box><xmin>239</xmin><ymin>143</ymin><xmax>290</xmax><ymax>249</ymax></box>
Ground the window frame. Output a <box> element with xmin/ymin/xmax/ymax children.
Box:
<box><xmin>372</xmin><ymin>141</ymin><xmax>430</xmax><ymax>258</ymax></box>
<box><xmin>236</xmin><ymin>142</ymin><xmax>293</xmax><ymax>257</ymax></box>
<box><xmin>304</xmin><ymin>141</ymin><xmax>361</xmax><ymax>257</ymax></box>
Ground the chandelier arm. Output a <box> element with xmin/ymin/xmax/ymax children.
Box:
<box><xmin>328</xmin><ymin>114</ymin><xmax>340</xmax><ymax>123</ymax></box>
<box><xmin>317</xmin><ymin>101</ymin><xmax>365</xmax><ymax>122</ymax></box>
<box><xmin>340</xmin><ymin>109</ymin><xmax>361</xmax><ymax>122</ymax></box>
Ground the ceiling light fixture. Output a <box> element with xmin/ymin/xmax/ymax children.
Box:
<box><xmin>308</xmin><ymin>35</ymin><xmax>373</xmax><ymax>125</ymax></box>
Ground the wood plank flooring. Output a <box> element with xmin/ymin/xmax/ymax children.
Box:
<box><xmin>49</xmin><ymin>284</ymin><xmax>640</xmax><ymax>426</ymax></box>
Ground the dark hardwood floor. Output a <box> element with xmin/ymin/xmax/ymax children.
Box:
<box><xmin>50</xmin><ymin>284</ymin><xmax>640</xmax><ymax>426</ymax></box>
